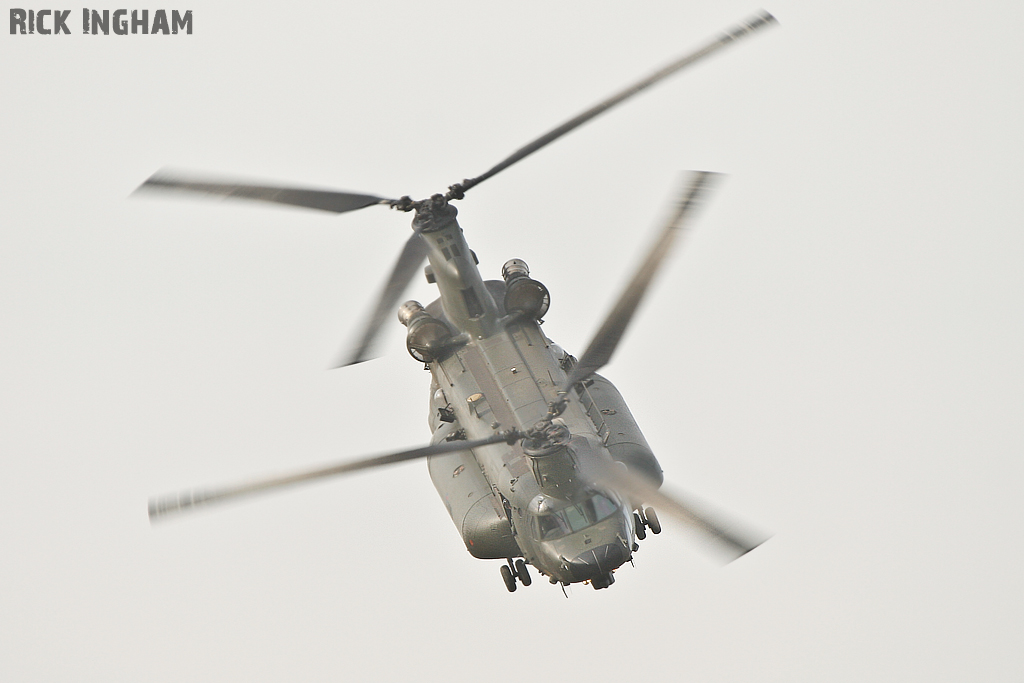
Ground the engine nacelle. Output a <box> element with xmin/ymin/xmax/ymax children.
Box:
<box><xmin>501</xmin><ymin>259</ymin><xmax>550</xmax><ymax>320</ymax></box>
<box><xmin>398</xmin><ymin>300</ymin><xmax>451</xmax><ymax>363</ymax></box>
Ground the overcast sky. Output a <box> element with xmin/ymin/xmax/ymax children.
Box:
<box><xmin>1</xmin><ymin>1</ymin><xmax>1022</xmax><ymax>681</ymax></box>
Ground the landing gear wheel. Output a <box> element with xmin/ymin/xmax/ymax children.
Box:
<box><xmin>634</xmin><ymin>512</ymin><xmax>647</xmax><ymax>540</ymax></box>
<box><xmin>514</xmin><ymin>559</ymin><xmax>532</xmax><ymax>586</ymax></box>
<box><xmin>644</xmin><ymin>506</ymin><xmax>662</xmax><ymax>535</ymax></box>
<box><xmin>500</xmin><ymin>564</ymin><xmax>517</xmax><ymax>592</ymax></box>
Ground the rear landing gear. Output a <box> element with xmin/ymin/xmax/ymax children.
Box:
<box><xmin>515</xmin><ymin>559</ymin><xmax>532</xmax><ymax>586</ymax></box>
<box><xmin>501</xmin><ymin>559</ymin><xmax>533</xmax><ymax>592</ymax></box>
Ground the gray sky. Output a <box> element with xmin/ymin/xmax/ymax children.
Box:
<box><xmin>2</xmin><ymin>1</ymin><xmax>1022</xmax><ymax>681</ymax></box>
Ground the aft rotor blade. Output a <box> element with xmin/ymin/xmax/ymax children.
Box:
<box><xmin>562</xmin><ymin>171</ymin><xmax>719</xmax><ymax>391</ymax></box>
<box><xmin>136</xmin><ymin>171</ymin><xmax>397</xmax><ymax>214</ymax></box>
<box><xmin>149</xmin><ymin>430</ymin><xmax>518</xmax><ymax>521</ymax></box>
<box><xmin>334</xmin><ymin>230</ymin><xmax>430</xmax><ymax>367</ymax></box>
<box><xmin>453</xmin><ymin>11</ymin><xmax>775</xmax><ymax>195</ymax></box>
<box><xmin>594</xmin><ymin>460</ymin><xmax>768</xmax><ymax>562</ymax></box>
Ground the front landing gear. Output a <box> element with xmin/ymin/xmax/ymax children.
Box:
<box><xmin>500</xmin><ymin>564</ymin><xmax>517</xmax><ymax>592</ymax></box>
<box><xmin>515</xmin><ymin>559</ymin><xmax>532</xmax><ymax>586</ymax></box>
<box><xmin>500</xmin><ymin>559</ymin><xmax>532</xmax><ymax>592</ymax></box>
<box><xmin>644</xmin><ymin>506</ymin><xmax>662</xmax><ymax>535</ymax></box>
<box><xmin>635</xmin><ymin>507</ymin><xmax>662</xmax><ymax>540</ymax></box>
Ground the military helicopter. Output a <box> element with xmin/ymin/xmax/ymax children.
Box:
<box><xmin>143</xmin><ymin>11</ymin><xmax>776</xmax><ymax>592</ymax></box>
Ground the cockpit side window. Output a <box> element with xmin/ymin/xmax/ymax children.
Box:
<box><xmin>536</xmin><ymin>512</ymin><xmax>570</xmax><ymax>540</ymax></box>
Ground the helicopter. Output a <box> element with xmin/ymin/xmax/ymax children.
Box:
<box><xmin>143</xmin><ymin>11</ymin><xmax>777</xmax><ymax>592</ymax></box>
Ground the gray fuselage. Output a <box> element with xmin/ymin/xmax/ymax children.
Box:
<box><xmin>409</xmin><ymin>203</ymin><xmax>660</xmax><ymax>586</ymax></box>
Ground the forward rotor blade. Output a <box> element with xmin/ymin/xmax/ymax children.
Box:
<box><xmin>149</xmin><ymin>430</ymin><xmax>518</xmax><ymax>521</ymax></box>
<box><xmin>453</xmin><ymin>11</ymin><xmax>775</xmax><ymax>195</ymax></box>
<box><xmin>562</xmin><ymin>171</ymin><xmax>719</xmax><ymax>390</ymax></box>
<box><xmin>334</xmin><ymin>230</ymin><xmax>430</xmax><ymax>367</ymax></box>
<box><xmin>136</xmin><ymin>171</ymin><xmax>396</xmax><ymax>214</ymax></box>
<box><xmin>594</xmin><ymin>460</ymin><xmax>768</xmax><ymax>562</ymax></box>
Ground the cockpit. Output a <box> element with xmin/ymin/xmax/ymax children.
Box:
<box><xmin>529</xmin><ymin>492</ymin><xmax>621</xmax><ymax>541</ymax></box>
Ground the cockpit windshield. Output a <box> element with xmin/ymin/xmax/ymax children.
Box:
<box><xmin>533</xmin><ymin>493</ymin><xmax>620</xmax><ymax>540</ymax></box>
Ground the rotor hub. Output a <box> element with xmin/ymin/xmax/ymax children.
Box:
<box><xmin>411</xmin><ymin>195</ymin><xmax>458</xmax><ymax>233</ymax></box>
<box><xmin>522</xmin><ymin>420</ymin><xmax>571</xmax><ymax>456</ymax></box>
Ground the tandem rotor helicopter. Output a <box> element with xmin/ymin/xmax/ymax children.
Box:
<box><xmin>143</xmin><ymin>11</ymin><xmax>777</xmax><ymax>592</ymax></box>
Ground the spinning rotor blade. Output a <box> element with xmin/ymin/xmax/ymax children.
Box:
<box><xmin>594</xmin><ymin>460</ymin><xmax>768</xmax><ymax>561</ymax></box>
<box><xmin>452</xmin><ymin>11</ymin><xmax>775</xmax><ymax>195</ymax></box>
<box><xmin>335</xmin><ymin>231</ymin><xmax>430</xmax><ymax>367</ymax></box>
<box><xmin>149</xmin><ymin>430</ymin><xmax>518</xmax><ymax>521</ymax></box>
<box><xmin>562</xmin><ymin>171</ymin><xmax>719</xmax><ymax>391</ymax></box>
<box><xmin>136</xmin><ymin>171</ymin><xmax>397</xmax><ymax>214</ymax></box>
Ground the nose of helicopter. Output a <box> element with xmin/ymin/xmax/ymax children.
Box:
<box><xmin>567</xmin><ymin>543</ymin><xmax>630</xmax><ymax>582</ymax></box>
